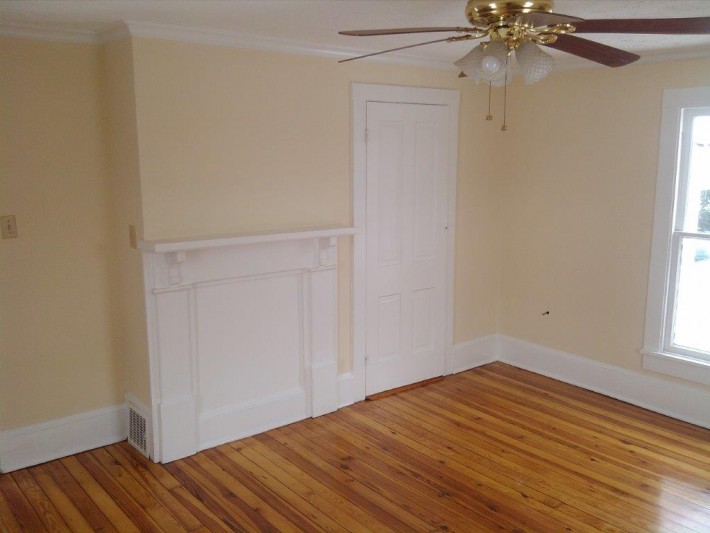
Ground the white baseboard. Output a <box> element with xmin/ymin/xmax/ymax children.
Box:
<box><xmin>0</xmin><ymin>404</ymin><xmax>128</xmax><ymax>473</ymax></box>
<box><xmin>449</xmin><ymin>334</ymin><xmax>499</xmax><ymax>374</ymax></box>
<box><xmin>3</xmin><ymin>336</ymin><xmax>707</xmax><ymax>473</ymax></box>
<box><xmin>337</xmin><ymin>372</ymin><xmax>356</xmax><ymax>408</ymax></box>
<box><xmin>498</xmin><ymin>335</ymin><xmax>710</xmax><ymax>429</ymax></box>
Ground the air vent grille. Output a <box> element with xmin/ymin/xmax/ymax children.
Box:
<box><xmin>128</xmin><ymin>407</ymin><xmax>149</xmax><ymax>457</ymax></box>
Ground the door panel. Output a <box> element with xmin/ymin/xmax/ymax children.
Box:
<box><xmin>365</xmin><ymin>102</ymin><xmax>450</xmax><ymax>395</ymax></box>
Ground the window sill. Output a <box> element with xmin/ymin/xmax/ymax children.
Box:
<box><xmin>642</xmin><ymin>350</ymin><xmax>710</xmax><ymax>386</ymax></box>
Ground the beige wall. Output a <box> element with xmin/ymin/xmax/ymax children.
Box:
<box><xmin>129</xmin><ymin>37</ymin><xmax>503</xmax><ymax>370</ymax></box>
<box><xmin>103</xmin><ymin>38</ymin><xmax>151</xmax><ymax>407</ymax></box>
<box><xmin>0</xmin><ymin>34</ymin><xmax>502</xmax><ymax>429</ymax></box>
<box><xmin>8</xmin><ymin>31</ymin><xmax>705</xmax><ymax>432</ymax></box>
<box><xmin>499</xmin><ymin>57</ymin><xmax>710</xmax><ymax>391</ymax></box>
<box><xmin>0</xmin><ymin>37</ymin><xmax>123</xmax><ymax>429</ymax></box>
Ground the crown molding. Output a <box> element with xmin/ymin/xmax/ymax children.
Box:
<box><xmin>0</xmin><ymin>23</ymin><xmax>100</xmax><ymax>44</ymax></box>
<box><xmin>119</xmin><ymin>20</ymin><xmax>454</xmax><ymax>70</ymax></box>
<box><xmin>0</xmin><ymin>19</ymin><xmax>453</xmax><ymax>70</ymax></box>
<box><xmin>2</xmin><ymin>19</ymin><xmax>708</xmax><ymax>72</ymax></box>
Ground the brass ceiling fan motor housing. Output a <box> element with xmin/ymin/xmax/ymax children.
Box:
<box><xmin>465</xmin><ymin>0</ymin><xmax>555</xmax><ymax>26</ymax></box>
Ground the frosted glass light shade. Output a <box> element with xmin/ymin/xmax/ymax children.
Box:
<box><xmin>515</xmin><ymin>41</ymin><xmax>554</xmax><ymax>84</ymax></box>
<box><xmin>455</xmin><ymin>41</ymin><xmax>509</xmax><ymax>85</ymax></box>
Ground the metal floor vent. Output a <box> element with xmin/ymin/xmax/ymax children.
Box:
<box><xmin>128</xmin><ymin>406</ymin><xmax>149</xmax><ymax>457</ymax></box>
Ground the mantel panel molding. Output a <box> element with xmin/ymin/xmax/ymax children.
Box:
<box><xmin>141</xmin><ymin>229</ymin><xmax>346</xmax><ymax>462</ymax></box>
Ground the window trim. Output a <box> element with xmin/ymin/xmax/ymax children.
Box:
<box><xmin>643</xmin><ymin>86</ymin><xmax>710</xmax><ymax>386</ymax></box>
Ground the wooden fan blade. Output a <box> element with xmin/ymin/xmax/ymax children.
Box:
<box><xmin>338</xmin><ymin>37</ymin><xmax>456</xmax><ymax>63</ymax></box>
<box><xmin>339</xmin><ymin>26</ymin><xmax>476</xmax><ymax>36</ymax></box>
<box><xmin>573</xmin><ymin>17</ymin><xmax>710</xmax><ymax>34</ymax></box>
<box><xmin>545</xmin><ymin>34</ymin><xmax>640</xmax><ymax>67</ymax></box>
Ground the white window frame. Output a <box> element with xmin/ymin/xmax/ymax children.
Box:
<box><xmin>643</xmin><ymin>86</ymin><xmax>710</xmax><ymax>386</ymax></box>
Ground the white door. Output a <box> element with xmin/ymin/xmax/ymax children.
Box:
<box><xmin>365</xmin><ymin>101</ymin><xmax>450</xmax><ymax>395</ymax></box>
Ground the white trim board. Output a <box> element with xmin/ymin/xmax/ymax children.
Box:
<box><xmin>449</xmin><ymin>334</ymin><xmax>499</xmax><ymax>374</ymax></box>
<box><xmin>3</xmin><ymin>334</ymin><xmax>708</xmax><ymax>472</ymax></box>
<box><xmin>498</xmin><ymin>335</ymin><xmax>710</xmax><ymax>429</ymax></box>
<box><xmin>0</xmin><ymin>404</ymin><xmax>128</xmax><ymax>473</ymax></box>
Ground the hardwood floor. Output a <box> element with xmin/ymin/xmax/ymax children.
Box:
<box><xmin>2</xmin><ymin>362</ymin><xmax>710</xmax><ymax>532</ymax></box>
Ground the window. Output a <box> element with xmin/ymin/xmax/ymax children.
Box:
<box><xmin>644</xmin><ymin>87</ymin><xmax>710</xmax><ymax>385</ymax></box>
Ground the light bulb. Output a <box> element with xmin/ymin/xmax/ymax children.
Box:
<box><xmin>481</xmin><ymin>55</ymin><xmax>501</xmax><ymax>74</ymax></box>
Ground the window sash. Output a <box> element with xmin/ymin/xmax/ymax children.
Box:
<box><xmin>664</xmin><ymin>232</ymin><xmax>710</xmax><ymax>361</ymax></box>
<box><xmin>643</xmin><ymin>87</ymin><xmax>710</xmax><ymax>385</ymax></box>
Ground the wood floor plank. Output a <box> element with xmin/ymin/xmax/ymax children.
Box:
<box><xmin>408</xmin><ymin>387</ymin><xmax>710</xmax><ymax>532</ymax></box>
<box><xmin>486</xmin><ymin>364</ymin><xmax>710</xmax><ymax>444</ymax></box>
<box><xmin>4</xmin><ymin>362</ymin><xmax>709</xmax><ymax>532</ymax></box>
<box><xmin>289</xmin><ymin>416</ymin><xmax>508</xmax><ymax>532</ymax></box>
<box><xmin>326</xmin><ymin>409</ymin><xmax>578</xmax><ymax>532</ymax></box>
<box><xmin>0</xmin><ymin>472</ymin><xmax>47</xmax><ymax>532</ymax></box>
<box><xmin>206</xmin><ymin>445</ymin><xmax>345</xmax><ymax>532</ymax></box>
<box><xmin>191</xmin><ymin>449</ymin><xmax>323</xmax><ymax>532</ymax></box>
<box><xmin>278</xmin><ymin>423</ymin><xmax>489</xmax><ymax>532</ymax></box>
<box><xmin>370</xmin><ymin>396</ymin><xmax>694</xmax><ymax>533</ymax></box>
<box><xmin>107</xmin><ymin>443</ymin><xmax>203</xmax><ymax>531</ymax></box>
<box><xmin>163</xmin><ymin>460</ymin><xmax>253</xmax><ymax>532</ymax></box>
<box><xmin>168</xmin><ymin>456</ymin><xmax>270</xmax><ymax>531</ymax></box>
<box><xmin>234</xmin><ymin>436</ymin><xmax>396</xmax><ymax>532</ymax></box>
<box><xmin>217</xmin><ymin>442</ymin><xmax>366</xmax><ymax>531</ymax></box>
<box><xmin>341</xmin><ymin>403</ymin><xmax>617</xmax><ymax>533</ymax></box>
<box><xmin>116</xmin><ymin>441</ymin><xmax>183</xmax><ymax>491</ymax></box>
<box><xmin>0</xmin><ymin>480</ymin><xmax>25</xmax><ymax>533</ymax></box>
<box><xmin>11</xmin><ymin>469</ymin><xmax>70</xmax><ymax>532</ymax></box>
<box><xmin>468</xmin><ymin>369</ymin><xmax>710</xmax><ymax>463</ymax></box>
<box><xmin>419</xmin><ymin>385</ymin><xmax>710</xmax><ymax>530</ymax></box>
<box><xmin>364</xmin><ymin>400</ymin><xmax>636</xmax><ymax>533</ymax></box>
<box><xmin>90</xmin><ymin>447</ymin><xmax>189</xmax><ymax>532</ymax></box>
<box><xmin>75</xmin><ymin>452</ymin><xmax>163</xmax><ymax>533</ymax></box>
<box><xmin>30</xmin><ymin>464</ymin><xmax>95</xmax><ymax>532</ymax></box>
<box><xmin>169</xmin><ymin>485</ymin><xmax>235</xmax><ymax>533</ymax></box>
<box><xmin>384</xmin><ymin>390</ymin><xmax>696</xmax><ymax>533</ymax></box>
<box><xmin>43</xmin><ymin>460</ymin><xmax>118</xmax><ymax>533</ymax></box>
<box><xmin>452</xmin><ymin>373</ymin><xmax>710</xmax><ymax>500</ymax></box>
<box><xmin>258</xmin><ymin>430</ymin><xmax>430</xmax><ymax>531</ymax></box>
<box><xmin>60</xmin><ymin>455</ymin><xmax>141</xmax><ymax>533</ymax></box>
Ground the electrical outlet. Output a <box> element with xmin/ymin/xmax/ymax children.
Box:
<box><xmin>1</xmin><ymin>215</ymin><xmax>18</xmax><ymax>239</ymax></box>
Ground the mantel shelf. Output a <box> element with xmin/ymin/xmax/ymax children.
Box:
<box><xmin>138</xmin><ymin>225</ymin><xmax>357</xmax><ymax>253</ymax></box>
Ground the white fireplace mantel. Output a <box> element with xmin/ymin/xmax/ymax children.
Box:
<box><xmin>138</xmin><ymin>226</ymin><xmax>355</xmax><ymax>463</ymax></box>
<box><xmin>138</xmin><ymin>225</ymin><xmax>358</xmax><ymax>253</ymax></box>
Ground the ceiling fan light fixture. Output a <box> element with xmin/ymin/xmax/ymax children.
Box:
<box><xmin>455</xmin><ymin>41</ymin><xmax>510</xmax><ymax>84</ymax></box>
<box><xmin>515</xmin><ymin>40</ymin><xmax>554</xmax><ymax>84</ymax></box>
<box><xmin>454</xmin><ymin>44</ymin><xmax>486</xmax><ymax>82</ymax></box>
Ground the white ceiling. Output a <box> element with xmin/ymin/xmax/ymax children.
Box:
<box><xmin>1</xmin><ymin>0</ymin><xmax>710</xmax><ymax>70</ymax></box>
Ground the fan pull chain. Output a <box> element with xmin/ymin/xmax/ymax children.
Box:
<box><xmin>501</xmin><ymin>53</ymin><xmax>509</xmax><ymax>132</ymax></box>
<box><xmin>486</xmin><ymin>82</ymin><xmax>493</xmax><ymax>121</ymax></box>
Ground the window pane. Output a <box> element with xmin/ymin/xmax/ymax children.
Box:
<box><xmin>682</xmin><ymin>115</ymin><xmax>710</xmax><ymax>233</ymax></box>
<box><xmin>672</xmin><ymin>237</ymin><xmax>710</xmax><ymax>354</ymax></box>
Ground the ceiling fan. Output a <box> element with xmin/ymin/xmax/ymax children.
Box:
<box><xmin>339</xmin><ymin>0</ymin><xmax>710</xmax><ymax>129</ymax></box>
<box><xmin>339</xmin><ymin>0</ymin><xmax>710</xmax><ymax>78</ymax></box>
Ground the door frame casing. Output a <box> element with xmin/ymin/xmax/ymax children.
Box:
<box><xmin>351</xmin><ymin>83</ymin><xmax>460</xmax><ymax>401</ymax></box>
